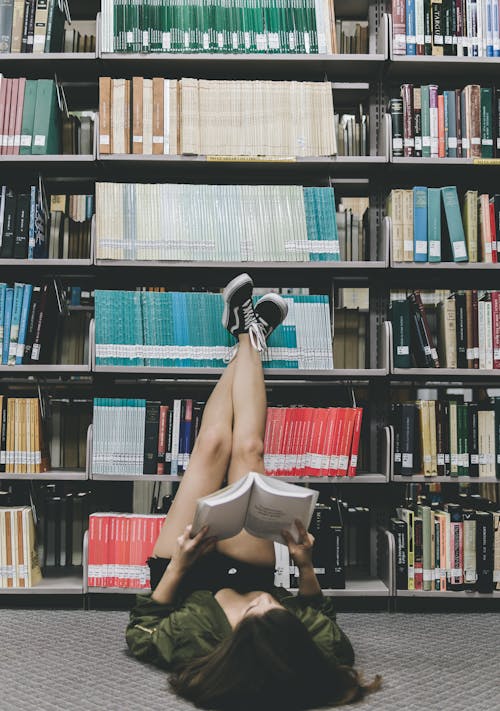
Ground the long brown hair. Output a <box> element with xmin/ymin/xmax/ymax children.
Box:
<box><xmin>169</xmin><ymin>608</ymin><xmax>381</xmax><ymax>710</ymax></box>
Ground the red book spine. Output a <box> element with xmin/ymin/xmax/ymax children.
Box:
<box><xmin>339</xmin><ymin>408</ymin><xmax>357</xmax><ymax>477</ymax></box>
<box><xmin>263</xmin><ymin>406</ymin><xmax>272</xmax><ymax>475</ymax></box>
<box><xmin>13</xmin><ymin>77</ymin><xmax>25</xmax><ymax>155</ymax></box>
<box><xmin>284</xmin><ymin>409</ymin><xmax>297</xmax><ymax>476</ymax></box>
<box><xmin>299</xmin><ymin>408</ymin><xmax>313</xmax><ymax>477</ymax></box>
<box><xmin>401</xmin><ymin>83</ymin><xmax>415</xmax><ymax>157</ymax></box>
<box><xmin>319</xmin><ymin>408</ymin><xmax>336</xmax><ymax>478</ymax></box>
<box><xmin>438</xmin><ymin>93</ymin><xmax>445</xmax><ymax>158</ymax></box>
<box><xmin>269</xmin><ymin>407</ymin><xmax>280</xmax><ymax>477</ymax></box>
<box><xmin>97</xmin><ymin>514</ymin><xmax>104</xmax><ymax>587</ymax></box>
<box><xmin>330</xmin><ymin>407</ymin><xmax>344</xmax><ymax>476</ymax></box>
<box><xmin>489</xmin><ymin>201</ymin><xmax>498</xmax><ymax>263</ymax></box>
<box><xmin>347</xmin><ymin>408</ymin><xmax>363</xmax><ymax>477</ymax></box>
<box><xmin>88</xmin><ymin>515</ymin><xmax>96</xmax><ymax>587</ymax></box>
<box><xmin>107</xmin><ymin>514</ymin><xmax>115</xmax><ymax>588</ymax></box>
<box><xmin>157</xmin><ymin>405</ymin><xmax>167</xmax><ymax>474</ymax></box>
<box><xmin>392</xmin><ymin>0</ymin><xmax>407</xmax><ymax>55</ymax></box>
<box><xmin>292</xmin><ymin>410</ymin><xmax>303</xmax><ymax>477</ymax></box>
<box><xmin>491</xmin><ymin>291</ymin><xmax>500</xmax><ymax>368</ymax></box>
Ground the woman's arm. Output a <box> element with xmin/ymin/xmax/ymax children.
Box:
<box><xmin>151</xmin><ymin>562</ymin><xmax>185</xmax><ymax>604</ymax></box>
<box><xmin>282</xmin><ymin>519</ymin><xmax>323</xmax><ymax>597</ymax></box>
<box><xmin>297</xmin><ymin>562</ymin><xmax>322</xmax><ymax>597</ymax></box>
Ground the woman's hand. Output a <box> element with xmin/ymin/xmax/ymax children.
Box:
<box><xmin>169</xmin><ymin>524</ymin><xmax>217</xmax><ymax>575</ymax></box>
<box><xmin>281</xmin><ymin>519</ymin><xmax>315</xmax><ymax>570</ymax></box>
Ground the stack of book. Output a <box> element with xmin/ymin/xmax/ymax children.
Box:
<box><xmin>94</xmin><ymin>289</ymin><xmax>334</xmax><ymax>369</ymax></box>
<box><xmin>96</xmin><ymin>183</ymin><xmax>340</xmax><ymax>262</ymax></box>
<box><xmin>336</xmin><ymin>197</ymin><xmax>370</xmax><ymax>261</ymax></box>
<box><xmin>390</xmin><ymin>289</ymin><xmax>500</xmax><ymax>370</ymax></box>
<box><xmin>41</xmin><ymin>490</ymin><xmax>90</xmax><ymax>570</ymax></box>
<box><xmin>99</xmin><ymin>77</ymin><xmax>336</xmax><ymax>157</ymax></box>
<box><xmin>334</xmin><ymin>107</ymin><xmax>370</xmax><ymax>156</ymax></box>
<box><xmin>335</xmin><ymin>20</ymin><xmax>369</xmax><ymax>53</ymax></box>
<box><xmin>391</xmin><ymin>396</ymin><xmax>500</xmax><ymax>478</ymax></box>
<box><xmin>0</xmin><ymin>0</ymin><xmax>67</xmax><ymax>54</ymax></box>
<box><xmin>0</xmin><ymin>183</ymin><xmax>47</xmax><ymax>259</ymax></box>
<box><xmin>387</xmin><ymin>186</ymin><xmax>500</xmax><ymax>263</ymax></box>
<box><xmin>87</xmin><ymin>513</ymin><xmax>165</xmax><ymax>589</ymax></box>
<box><xmin>0</xmin><ymin>396</ymin><xmax>50</xmax><ymax>474</ymax></box>
<box><xmin>392</xmin><ymin>497</ymin><xmax>500</xmax><ymax>592</ymax></box>
<box><xmin>391</xmin><ymin>0</ymin><xmax>500</xmax><ymax>56</ymax></box>
<box><xmin>389</xmin><ymin>84</ymin><xmax>500</xmax><ymax>158</ymax></box>
<box><xmin>63</xmin><ymin>27</ymin><xmax>96</xmax><ymax>53</ymax></box>
<box><xmin>100</xmin><ymin>0</ymin><xmax>337</xmax><ymax>54</ymax></box>
<box><xmin>0</xmin><ymin>506</ymin><xmax>41</xmax><ymax>588</ymax></box>
<box><xmin>333</xmin><ymin>308</ymin><xmax>368</xmax><ymax>368</ymax></box>
<box><xmin>92</xmin><ymin>400</ymin><xmax>362</xmax><ymax>477</ymax></box>
<box><xmin>48</xmin><ymin>194</ymin><xmax>94</xmax><ymax>260</ymax></box>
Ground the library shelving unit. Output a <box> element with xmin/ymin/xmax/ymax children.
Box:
<box><xmin>1</xmin><ymin>0</ymin><xmax>499</xmax><ymax>604</ymax></box>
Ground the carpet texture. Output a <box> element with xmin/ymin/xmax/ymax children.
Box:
<box><xmin>0</xmin><ymin>609</ymin><xmax>498</xmax><ymax>711</ymax></box>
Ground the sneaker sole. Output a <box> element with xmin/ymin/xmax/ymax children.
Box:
<box><xmin>255</xmin><ymin>293</ymin><xmax>289</xmax><ymax>321</ymax></box>
<box><xmin>221</xmin><ymin>273</ymin><xmax>253</xmax><ymax>329</ymax></box>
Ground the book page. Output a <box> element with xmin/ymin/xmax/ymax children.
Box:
<box><xmin>191</xmin><ymin>473</ymin><xmax>255</xmax><ymax>540</ymax></box>
<box><xmin>243</xmin><ymin>474</ymin><xmax>319</xmax><ymax>544</ymax></box>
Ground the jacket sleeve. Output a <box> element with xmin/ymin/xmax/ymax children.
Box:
<box><xmin>125</xmin><ymin>593</ymin><xmax>179</xmax><ymax>669</ymax></box>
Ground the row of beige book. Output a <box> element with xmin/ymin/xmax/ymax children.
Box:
<box><xmin>99</xmin><ymin>77</ymin><xmax>337</xmax><ymax>157</ymax></box>
<box><xmin>0</xmin><ymin>507</ymin><xmax>42</xmax><ymax>588</ymax></box>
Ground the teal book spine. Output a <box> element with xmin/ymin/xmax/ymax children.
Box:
<box><xmin>445</xmin><ymin>90</ymin><xmax>457</xmax><ymax>158</ymax></box>
<box><xmin>19</xmin><ymin>80</ymin><xmax>38</xmax><ymax>155</ymax></box>
<box><xmin>413</xmin><ymin>186</ymin><xmax>428</xmax><ymax>262</ymax></box>
<box><xmin>15</xmin><ymin>283</ymin><xmax>33</xmax><ymax>364</ymax></box>
<box><xmin>0</xmin><ymin>283</ymin><xmax>6</xmax><ymax>358</ymax></box>
<box><xmin>441</xmin><ymin>186</ymin><xmax>468</xmax><ymax>262</ymax></box>
<box><xmin>2</xmin><ymin>287</ymin><xmax>13</xmax><ymax>365</ymax></box>
<box><xmin>8</xmin><ymin>282</ymin><xmax>24</xmax><ymax>365</ymax></box>
<box><xmin>427</xmin><ymin>187</ymin><xmax>441</xmax><ymax>262</ymax></box>
<box><xmin>420</xmin><ymin>85</ymin><xmax>431</xmax><ymax>158</ymax></box>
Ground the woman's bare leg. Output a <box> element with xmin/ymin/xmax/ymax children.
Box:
<box><xmin>215</xmin><ymin>334</ymin><xmax>275</xmax><ymax>567</ymax></box>
<box><xmin>152</xmin><ymin>361</ymin><xmax>235</xmax><ymax>558</ymax></box>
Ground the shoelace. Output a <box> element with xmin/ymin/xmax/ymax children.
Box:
<box><xmin>223</xmin><ymin>319</ymin><xmax>267</xmax><ymax>363</ymax></box>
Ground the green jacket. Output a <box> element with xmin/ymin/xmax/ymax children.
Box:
<box><xmin>126</xmin><ymin>586</ymin><xmax>354</xmax><ymax>670</ymax></box>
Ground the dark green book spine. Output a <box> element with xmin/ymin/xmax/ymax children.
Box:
<box><xmin>391</xmin><ymin>299</ymin><xmax>411</xmax><ymax>368</ymax></box>
<box><xmin>143</xmin><ymin>400</ymin><xmax>161</xmax><ymax>474</ymax></box>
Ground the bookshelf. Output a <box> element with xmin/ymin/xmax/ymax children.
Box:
<box><xmin>0</xmin><ymin>0</ymin><xmax>499</xmax><ymax>603</ymax></box>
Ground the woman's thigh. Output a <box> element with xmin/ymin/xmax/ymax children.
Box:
<box><xmin>152</xmin><ymin>435</ymin><xmax>230</xmax><ymax>558</ymax></box>
<box><xmin>215</xmin><ymin>531</ymin><xmax>276</xmax><ymax>568</ymax></box>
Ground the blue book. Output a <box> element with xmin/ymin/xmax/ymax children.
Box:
<box><xmin>0</xmin><ymin>284</ymin><xmax>6</xmax><ymax>358</ymax></box>
<box><xmin>27</xmin><ymin>185</ymin><xmax>37</xmax><ymax>259</ymax></box>
<box><xmin>8</xmin><ymin>283</ymin><xmax>25</xmax><ymax>365</ymax></box>
<box><xmin>406</xmin><ymin>0</ymin><xmax>417</xmax><ymax>54</ymax></box>
<box><xmin>445</xmin><ymin>90</ymin><xmax>457</xmax><ymax>158</ymax></box>
<box><xmin>427</xmin><ymin>188</ymin><xmax>441</xmax><ymax>262</ymax></box>
<box><xmin>15</xmin><ymin>283</ymin><xmax>33</xmax><ymax>364</ymax></box>
<box><xmin>413</xmin><ymin>187</ymin><xmax>428</xmax><ymax>262</ymax></box>
<box><xmin>2</xmin><ymin>288</ymin><xmax>14</xmax><ymax>365</ymax></box>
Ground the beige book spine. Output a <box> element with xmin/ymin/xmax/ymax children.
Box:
<box><xmin>152</xmin><ymin>77</ymin><xmax>164</xmax><ymax>154</ymax></box>
<box><xmin>443</xmin><ymin>298</ymin><xmax>457</xmax><ymax>368</ymax></box>
<box><xmin>16</xmin><ymin>509</ymin><xmax>26</xmax><ymax>588</ymax></box>
<box><xmin>131</xmin><ymin>77</ymin><xmax>143</xmax><ymax>155</ymax></box>
<box><xmin>463</xmin><ymin>190</ymin><xmax>478</xmax><ymax>262</ymax></box>
<box><xmin>0</xmin><ymin>510</ymin><xmax>6</xmax><ymax>587</ymax></box>
<box><xmin>449</xmin><ymin>400</ymin><xmax>458</xmax><ymax>476</ymax></box>
<box><xmin>487</xmin><ymin>410</ymin><xmax>496</xmax><ymax>477</ymax></box>
<box><xmin>18</xmin><ymin>398</ymin><xmax>25</xmax><ymax>474</ymax></box>
<box><xmin>11</xmin><ymin>0</ymin><xmax>26</xmax><ymax>52</ymax></box>
<box><xmin>99</xmin><ymin>77</ymin><xmax>112</xmax><ymax>155</ymax></box>
<box><xmin>387</xmin><ymin>189</ymin><xmax>404</xmax><ymax>262</ymax></box>
<box><xmin>27</xmin><ymin>395</ymin><xmax>33</xmax><ymax>473</ymax></box>
<box><xmin>180</xmin><ymin>78</ymin><xmax>200</xmax><ymax>155</ymax></box>
<box><xmin>26</xmin><ymin>507</ymin><xmax>42</xmax><ymax>587</ymax></box>
<box><xmin>10</xmin><ymin>509</ymin><xmax>19</xmax><ymax>587</ymax></box>
<box><xmin>418</xmin><ymin>400</ymin><xmax>432</xmax><ymax>476</ymax></box>
<box><xmin>33</xmin><ymin>0</ymin><xmax>49</xmax><ymax>54</ymax></box>
<box><xmin>142</xmin><ymin>78</ymin><xmax>153</xmax><ymax>155</ymax></box>
<box><xmin>14</xmin><ymin>398</ymin><xmax>20</xmax><ymax>473</ymax></box>
<box><xmin>33</xmin><ymin>399</ymin><xmax>41</xmax><ymax>473</ymax></box>
<box><xmin>479</xmin><ymin>193</ymin><xmax>493</xmax><ymax>262</ymax></box>
<box><xmin>428</xmin><ymin>400</ymin><xmax>437</xmax><ymax>475</ymax></box>
<box><xmin>402</xmin><ymin>189</ymin><xmax>414</xmax><ymax>261</ymax></box>
<box><xmin>124</xmin><ymin>79</ymin><xmax>131</xmax><ymax>154</ymax></box>
<box><xmin>5</xmin><ymin>507</ymin><xmax>13</xmax><ymax>586</ymax></box>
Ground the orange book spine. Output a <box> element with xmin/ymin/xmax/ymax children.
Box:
<box><xmin>131</xmin><ymin>76</ymin><xmax>143</xmax><ymax>155</ymax></box>
<box><xmin>438</xmin><ymin>94</ymin><xmax>445</xmax><ymax>158</ymax></box>
<box><xmin>152</xmin><ymin>77</ymin><xmax>164</xmax><ymax>154</ymax></box>
<box><xmin>347</xmin><ymin>407</ymin><xmax>363</xmax><ymax>477</ymax></box>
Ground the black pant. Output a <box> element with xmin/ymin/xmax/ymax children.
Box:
<box><xmin>148</xmin><ymin>550</ymin><xmax>275</xmax><ymax>596</ymax></box>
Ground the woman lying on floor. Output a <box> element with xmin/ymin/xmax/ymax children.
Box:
<box><xmin>126</xmin><ymin>273</ymin><xmax>381</xmax><ymax>711</ymax></box>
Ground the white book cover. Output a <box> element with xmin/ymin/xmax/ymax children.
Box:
<box><xmin>191</xmin><ymin>471</ymin><xmax>319</xmax><ymax>544</ymax></box>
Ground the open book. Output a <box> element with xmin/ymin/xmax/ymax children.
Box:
<box><xmin>191</xmin><ymin>472</ymin><xmax>319</xmax><ymax>544</ymax></box>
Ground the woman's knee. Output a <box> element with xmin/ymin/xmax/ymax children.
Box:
<box><xmin>232</xmin><ymin>436</ymin><xmax>264</xmax><ymax>465</ymax></box>
<box><xmin>194</xmin><ymin>425</ymin><xmax>231</xmax><ymax>462</ymax></box>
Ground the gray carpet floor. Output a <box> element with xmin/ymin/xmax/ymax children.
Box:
<box><xmin>0</xmin><ymin>609</ymin><xmax>498</xmax><ymax>711</ymax></box>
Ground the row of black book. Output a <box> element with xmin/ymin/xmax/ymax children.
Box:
<box><xmin>392</xmin><ymin>395</ymin><xmax>500</xmax><ymax>478</ymax></box>
<box><xmin>0</xmin><ymin>186</ymin><xmax>94</xmax><ymax>260</ymax></box>
<box><xmin>278</xmin><ymin>496</ymin><xmax>371</xmax><ymax>590</ymax></box>
<box><xmin>391</xmin><ymin>491</ymin><xmax>500</xmax><ymax>592</ymax></box>
<box><xmin>390</xmin><ymin>289</ymin><xmax>500</xmax><ymax>370</ymax></box>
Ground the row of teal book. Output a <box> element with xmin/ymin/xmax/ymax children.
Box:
<box><xmin>94</xmin><ymin>290</ymin><xmax>333</xmax><ymax>369</ymax></box>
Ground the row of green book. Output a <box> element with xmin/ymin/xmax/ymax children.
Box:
<box><xmin>94</xmin><ymin>289</ymin><xmax>333</xmax><ymax>369</ymax></box>
<box><xmin>101</xmin><ymin>0</ymin><xmax>336</xmax><ymax>54</ymax></box>
<box><xmin>392</xmin><ymin>396</ymin><xmax>500</xmax><ymax>478</ymax></box>
<box><xmin>95</xmin><ymin>183</ymin><xmax>340</xmax><ymax>261</ymax></box>
<box><xmin>387</xmin><ymin>186</ymin><xmax>500</xmax><ymax>263</ymax></box>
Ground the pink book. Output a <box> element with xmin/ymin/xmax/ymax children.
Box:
<box><xmin>0</xmin><ymin>78</ymin><xmax>7</xmax><ymax>156</ymax></box>
<box><xmin>392</xmin><ymin>0</ymin><xmax>407</xmax><ymax>55</ymax></box>
<box><xmin>1</xmin><ymin>79</ymin><xmax>12</xmax><ymax>156</ymax></box>
<box><xmin>6</xmin><ymin>78</ymin><xmax>19</xmax><ymax>156</ymax></box>
<box><xmin>13</xmin><ymin>77</ymin><xmax>25</xmax><ymax>155</ymax></box>
<box><xmin>491</xmin><ymin>291</ymin><xmax>500</xmax><ymax>368</ymax></box>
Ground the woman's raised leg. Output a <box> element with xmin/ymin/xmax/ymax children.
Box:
<box><xmin>152</xmin><ymin>361</ymin><xmax>235</xmax><ymax>558</ymax></box>
<box><xmin>215</xmin><ymin>333</ymin><xmax>276</xmax><ymax>567</ymax></box>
